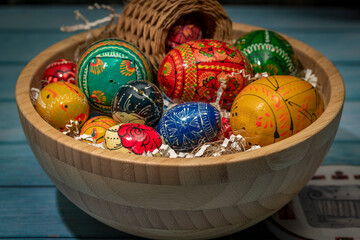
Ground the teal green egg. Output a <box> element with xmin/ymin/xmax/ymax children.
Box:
<box><xmin>75</xmin><ymin>39</ymin><xmax>153</xmax><ymax>114</ymax></box>
<box><xmin>234</xmin><ymin>30</ymin><xmax>297</xmax><ymax>76</ymax></box>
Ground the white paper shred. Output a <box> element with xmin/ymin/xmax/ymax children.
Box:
<box><xmin>247</xmin><ymin>145</ymin><xmax>261</xmax><ymax>151</ymax></box>
<box><xmin>60</xmin><ymin>3</ymin><xmax>118</xmax><ymax>32</ymax></box>
<box><xmin>221</xmin><ymin>138</ymin><xmax>230</xmax><ymax>148</ymax></box>
<box><xmin>168</xmin><ymin>148</ymin><xmax>179</xmax><ymax>158</ymax></box>
<box><xmin>215</xmin><ymin>77</ymin><xmax>227</xmax><ymax>105</ymax></box>
<box><xmin>160</xmin><ymin>144</ymin><xmax>170</xmax><ymax>151</ymax></box>
<box><xmin>74</xmin><ymin>133</ymin><xmax>92</xmax><ymax>140</ymax></box>
<box><xmin>74</xmin><ymin>133</ymin><xmax>105</xmax><ymax>149</ymax></box>
<box><xmin>297</xmin><ymin>69</ymin><xmax>320</xmax><ymax>90</ymax></box>
<box><xmin>252</xmin><ymin>72</ymin><xmax>269</xmax><ymax>83</ymax></box>
<box><xmin>151</xmin><ymin>148</ymin><xmax>159</xmax><ymax>155</ymax></box>
<box><xmin>221</xmin><ymin>110</ymin><xmax>231</xmax><ymax>119</ymax></box>
<box><xmin>142</xmin><ymin>133</ymin><xmax>254</xmax><ymax>158</ymax></box>
<box><xmin>30</xmin><ymin>87</ymin><xmax>40</xmax><ymax>105</ymax></box>
<box><xmin>194</xmin><ymin>144</ymin><xmax>211</xmax><ymax>157</ymax></box>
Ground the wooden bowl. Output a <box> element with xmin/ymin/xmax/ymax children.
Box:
<box><xmin>15</xmin><ymin>23</ymin><xmax>345</xmax><ymax>240</ymax></box>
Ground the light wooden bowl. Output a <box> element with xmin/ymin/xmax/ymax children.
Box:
<box><xmin>15</xmin><ymin>23</ymin><xmax>345</xmax><ymax>240</ymax></box>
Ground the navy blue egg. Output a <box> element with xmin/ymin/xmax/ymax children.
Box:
<box><xmin>157</xmin><ymin>102</ymin><xmax>221</xmax><ymax>152</ymax></box>
<box><xmin>111</xmin><ymin>80</ymin><xmax>164</xmax><ymax>127</ymax></box>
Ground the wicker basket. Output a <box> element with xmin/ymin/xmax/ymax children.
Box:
<box><xmin>115</xmin><ymin>0</ymin><xmax>233</xmax><ymax>74</ymax></box>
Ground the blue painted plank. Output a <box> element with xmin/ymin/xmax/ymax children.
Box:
<box><xmin>0</xmin><ymin>188</ymin><xmax>277</xmax><ymax>239</ymax></box>
<box><xmin>324</xmin><ymin>142</ymin><xmax>360</xmax><ymax>165</ymax></box>
<box><xmin>225</xmin><ymin>6</ymin><xmax>360</xmax><ymax>32</ymax></box>
<box><xmin>334</xmin><ymin>101</ymin><xmax>360</xmax><ymax>142</ymax></box>
<box><xmin>0</xmin><ymin>64</ymin><xmax>25</xmax><ymax>101</ymax></box>
<box><xmin>285</xmin><ymin>32</ymin><xmax>360</xmax><ymax>63</ymax></box>
<box><xmin>0</xmin><ymin>5</ymin><xmax>124</xmax><ymax>31</ymax></box>
<box><xmin>0</xmin><ymin>188</ymin><xmax>131</xmax><ymax>238</ymax></box>
<box><xmin>4</xmin><ymin>239</ymin><xmax>126</xmax><ymax>240</ymax></box>
<box><xmin>0</xmin><ymin>6</ymin><xmax>359</xmax><ymax>64</ymax></box>
<box><xmin>0</xmin><ymin>32</ymin><xmax>73</xmax><ymax>63</ymax></box>
<box><xmin>1</xmin><ymin>5</ymin><xmax>359</xmax><ymax>33</ymax></box>
<box><xmin>0</xmin><ymin>144</ymin><xmax>53</xmax><ymax>186</ymax></box>
<box><xmin>0</xmin><ymin>102</ymin><xmax>27</xmax><ymax>143</ymax></box>
<box><xmin>7</xmin><ymin>239</ymin><xmax>131</xmax><ymax>240</ymax></box>
<box><xmin>337</xmin><ymin>64</ymin><xmax>360</xmax><ymax>101</ymax></box>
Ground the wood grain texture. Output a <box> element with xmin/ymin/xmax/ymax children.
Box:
<box><xmin>0</xmin><ymin>188</ymin><xmax>276</xmax><ymax>239</ymax></box>
<box><xmin>15</xmin><ymin>22</ymin><xmax>345</xmax><ymax>239</ymax></box>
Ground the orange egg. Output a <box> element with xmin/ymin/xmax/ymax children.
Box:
<box><xmin>80</xmin><ymin>116</ymin><xmax>117</xmax><ymax>144</ymax></box>
<box><xmin>230</xmin><ymin>75</ymin><xmax>324</xmax><ymax>148</ymax></box>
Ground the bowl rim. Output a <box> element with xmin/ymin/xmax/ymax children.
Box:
<box><xmin>15</xmin><ymin>22</ymin><xmax>345</xmax><ymax>168</ymax></box>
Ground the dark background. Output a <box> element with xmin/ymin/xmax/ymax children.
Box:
<box><xmin>0</xmin><ymin>0</ymin><xmax>357</xmax><ymax>7</ymax></box>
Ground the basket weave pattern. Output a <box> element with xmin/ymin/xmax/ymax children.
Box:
<box><xmin>116</xmin><ymin>0</ymin><xmax>233</xmax><ymax>73</ymax></box>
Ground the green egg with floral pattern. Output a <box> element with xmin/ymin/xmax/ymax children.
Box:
<box><xmin>234</xmin><ymin>30</ymin><xmax>298</xmax><ymax>76</ymax></box>
<box><xmin>75</xmin><ymin>38</ymin><xmax>153</xmax><ymax>114</ymax></box>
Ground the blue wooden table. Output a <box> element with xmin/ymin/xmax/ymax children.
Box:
<box><xmin>1</xmin><ymin>4</ymin><xmax>359</xmax><ymax>239</ymax></box>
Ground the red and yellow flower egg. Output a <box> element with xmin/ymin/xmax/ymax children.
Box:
<box><xmin>158</xmin><ymin>39</ymin><xmax>253</xmax><ymax>110</ymax></box>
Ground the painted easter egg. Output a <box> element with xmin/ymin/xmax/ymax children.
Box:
<box><xmin>158</xmin><ymin>39</ymin><xmax>253</xmax><ymax>111</ymax></box>
<box><xmin>104</xmin><ymin>123</ymin><xmax>162</xmax><ymax>155</ymax></box>
<box><xmin>213</xmin><ymin>117</ymin><xmax>234</xmax><ymax>141</ymax></box>
<box><xmin>234</xmin><ymin>30</ymin><xmax>297</xmax><ymax>76</ymax></box>
<box><xmin>165</xmin><ymin>15</ymin><xmax>202</xmax><ymax>52</ymax></box>
<box><xmin>43</xmin><ymin>59</ymin><xmax>76</xmax><ymax>86</ymax></box>
<box><xmin>76</xmin><ymin>38</ymin><xmax>153</xmax><ymax>114</ymax></box>
<box><xmin>35</xmin><ymin>81</ymin><xmax>90</xmax><ymax>132</ymax></box>
<box><xmin>157</xmin><ymin>102</ymin><xmax>221</xmax><ymax>152</ymax></box>
<box><xmin>230</xmin><ymin>76</ymin><xmax>324</xmax><ymax>148</ymax></box>
<box><xmin>111</xmin><ymin>80</ymin><xmax>164</xmax><ymax>127</ymax></box>
<box><xmin>80</xmin><ymin>116</ymin><xmax>117</xmax><ymax>144</ymax></box>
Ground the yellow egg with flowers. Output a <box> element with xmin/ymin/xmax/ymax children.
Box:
<box><xmin>230</xmin><ymin>75</ymin><xmax>324</xmax><ymax>148</ymax></box>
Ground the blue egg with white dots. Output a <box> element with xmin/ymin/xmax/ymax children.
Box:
<box><xmin>157</xmin><ymin>102</ymin><xmax>221</xmax><ymax>152</ymax></box>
